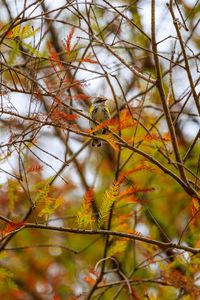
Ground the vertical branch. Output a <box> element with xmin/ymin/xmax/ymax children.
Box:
<box><xmin>167</xmin><ymin>0</ymin><xmax>200</xmax><ymax>115</ymax></box>
<box><xmin>151</xmin><ymin>0</ymin><xmax>188</xmax><ymax>184</ymax></box>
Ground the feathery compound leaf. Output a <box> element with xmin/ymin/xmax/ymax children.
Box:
<box><xmin>83</xmin><ymin>187</ymin><xmax>94</xmax><ymax>210</ymax></box>
<box><xmin>108</xmin><ymin>239</ymin><xmax>128</xmax><ymax>256</ymax></box>
<box><xmin>27</xmin><ymin>164</ymin><xmax>43</xmax><ymax>173</ymax></box>
<box><xmin>48</xmin><ymin>43</ymin><xmax>64</xmax><ymax>76</ymax></box>
<box><xmin>51</xmin><ymin>108</ymin><xmax>79</xmax><ymax>124</ymax></box>
<box><xmin>32</xmin><ymin>178</ymin><xmax>52</xmax><ymax>206</ymax></box>
<box><xmin>38</xmin><ymin>195</ymin><xmax>64</xmax><ymax>218</ymax></box>
<box><xmin>77</xmin><ymin>188</ymin><xmax>95</xmax><ymax>228</ymax></box>
<box><xmin>21</xmin><ymin>41</ymin><xmax>41</xmax><ymax>58</ymax></box>
<box><xmin>98</xmin><ymin>182</ymin><xmax>119</xmax><ymax>228</ymax></box>
<box><xmin>65</xmin><ymin>27</ymin><xmax>75</xmax><ymax>54</ymax></box>
<box><xmin>110</xmin><ymin>112</ymin><xmax>138</xmax><ymax>132</ymax></box>
<box><xmin>8</xmin><ymin>40</ymin><xmax>20</xmax><ymax>64</ymax></box>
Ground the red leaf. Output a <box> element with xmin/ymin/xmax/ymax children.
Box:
<box><xmin>82</xmin><ymin>53</ymin><xmax>97</xmax><ymax>64</ymax></box>
<box><xmin>1</xmin><ymin>221</ymin><xmax>24</xmax><ymax>236</ymax></box>
<box><xmin>48</xmin><ymin>42</ymin><xmax>63</xmax><ymax>76</ymax></box>
<box><xmin>65</xmin><ymin>27</ymin><xmax>75</xmax><ymax>54</ymax></box>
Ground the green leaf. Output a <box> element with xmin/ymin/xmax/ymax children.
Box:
<box><xmin>21</xmin><ymin>40</ymin><xmax>42</xmax><ymax>57</ymax></box>
<box><xmin>32</xmin><ymin>178</ymin><xmax>52</xmax><ymax>206</ymax></box>
<box><xmin>8</xmin><ymin>40</ymin><xmax>20</xmax><ymax>64</ymax></box>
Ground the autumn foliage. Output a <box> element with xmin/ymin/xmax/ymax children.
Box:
<box><xmin>0</xmin><ymin>1</ymin><xmax>200</xmax><ymax>300</ymax></box>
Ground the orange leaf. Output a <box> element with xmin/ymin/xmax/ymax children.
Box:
<box><xmin>1</xmin><ymin>221</ymin><xmax>24</xmax><ymax>236</ymax></box>
<box><xmin>88</xmin><ymin>119</ymin><xmax>111</xmax><ymax>134</ymax></box>
<box><xmin>120</xmin><ymin>163</ymin><xmax>155</xmax><ymax>178</ymax></box>
<box><xmin>192</xmin><ymin>198</ymin><xmax>200</xmax><ymax>214</ymax></box>
<box><xmin>84</xmin><ymin>276</ymin><xmax>96</xmax><ymax>285</ymax></box>
<box><xmin>110</xmin><ymin>117</ymin><xmax>137</xmax><ymax>131</ymax></box>
<box><xmin>164</xmin><ymin>132</ymin><xmax>171</xmax><ymax>141</ymax></box>
<box><xmin>126</xmin><ymin>229</ymin><xmax>142</xmax><ymax>237</ymax></box>
<box><xmin>55</xmin><ymin>196</ymin><xmax>64</xmax><ymax>209</ymax></box>
<box><xmin>83</xmin><ymin>188</ymin><xmax>94</xmax><ymax>211</ymax></box>
<box><xmin>27</xmin><ymin>164</ymin><xmax>43</xmax><ymax>173</ymax></box>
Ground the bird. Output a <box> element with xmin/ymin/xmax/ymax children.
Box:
<box><xmin>89</xmin><ymin>96</ymin><xmax>111</xmax><ymax>147</ymax></box>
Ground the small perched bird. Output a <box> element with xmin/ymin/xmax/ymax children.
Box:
<box><xmin>89</xmin><ymin>96</ymin><xmax>111</xmax><ymax>147</ymax></box>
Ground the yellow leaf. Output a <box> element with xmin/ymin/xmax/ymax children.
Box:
<box><xmin>192</xmin><ymin>198</ymin><xmax>200</xmax><ymax>211</ymax></box>
<box><xmin>55</xmin><ymin>196</ymin><xmax>64</xmax><ymax>209</ymax></box>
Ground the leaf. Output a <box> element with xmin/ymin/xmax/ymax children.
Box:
<box><xmin>98</xmin><ymin>181</ymin><xmax>119</xmax><ymax>228</ymax></box>
<box><xmin>192</xmin><ymin>198</ymin><xmax>200</xmax><ymax>213</ymax></box>
<box><xmin>1</xmin><ymin>221</ymin><xmax>24</xmax><ymax>236</ymax></box>
<box><xmin>51</xmin><ymin>108</ymin><xmax>79</xmax><ymax>123</ymax></box>
<box><xmin>108</xmin><ymin>239</ymin><xmax>128</xmax><ymax>256</ymax></box>
<box><xmin>65</xmin><ymin>27</ymin><xmax>75</xmax><ymax>54</ymax></box>
<box><xmin>88</xmin><ymin>119</ymin><xmax>111</xmax><ymax>134</ymax></box>
<box><xmin>27</xmin><ymin>164</ymin><xmax>43</xmax><ymax>173</ymax></box>
<box><xmin>110</xmin><ymin>110</ymin><xmax>138</xmax><ymax>132</ymax></box>
<box><xmin>8</xmin><ymin>40</ymin><xmax>20</xmax><ymax>64</ymax></box>
<box><xmin>83</xmin><ymin>188</ymin><xmax>94</xmax><ymax>211</ymax></box>
<box><xmin>164</xmin><ymin>132</ymin><xmax>171</xmax><ymax>141</ymax></box>
<box><xmin>119</xmin><ymin>162</ymin><xmax>155</xmax><ymax>179</ymax></box>
<box><xmin>119</xmin><ymin>186</ymin><xmax>154</xmax><ymax>198</ymax></box>
<box><xmin>81</xmin><ymin>53</ymin><xmax>98</xmax><ymax>64</ymax></box>
<box><xmin>5</xmin><ymin>23</ymin><xmax>39</xmax><ymax>40</ymax></box>
<box><xmin>84</xmin><ymin>276</ymin><xmax>96</xmax><ymax>285</ymax></box>
<box><xmin>20</xmin><ymin>25</ymin><xmax>39</xmax><ymax>39</ymax></box>
<box><xmin>77</xmin><ymin>188</ymin><xmax>95</xmax><ymax>229</ymax></box>
<box><xmin>5</xmin><ymin>24</ymin><xmax>21</xmax><ymax>38</ymax></box>
<box><xmin>21</xmin><ymin>41</ymin><xmax>41</xmax><ymax>57</ymax></box>
<box><xmin>55</xmin><ymin>196</ymin><xmax>64</xmax><ymax>209</ymax></box>
<box><xmin>32</xmin><ymin>178</ymin><xmax>52</xmax><ymax>206</ymax></box>
<box><xmin>38</xmin><ymin>195</ymin><xmax>64</xmax><ymax>218</ymax></box>
<box><xmin>38</xmin><ymin>197</ymin><xmax>54</xmax><ymax>218</ymax></box>
<box><xmin>48</xmin><ymin>43</ymin><xmax>64</xmax><ymax>76</ymax></box>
